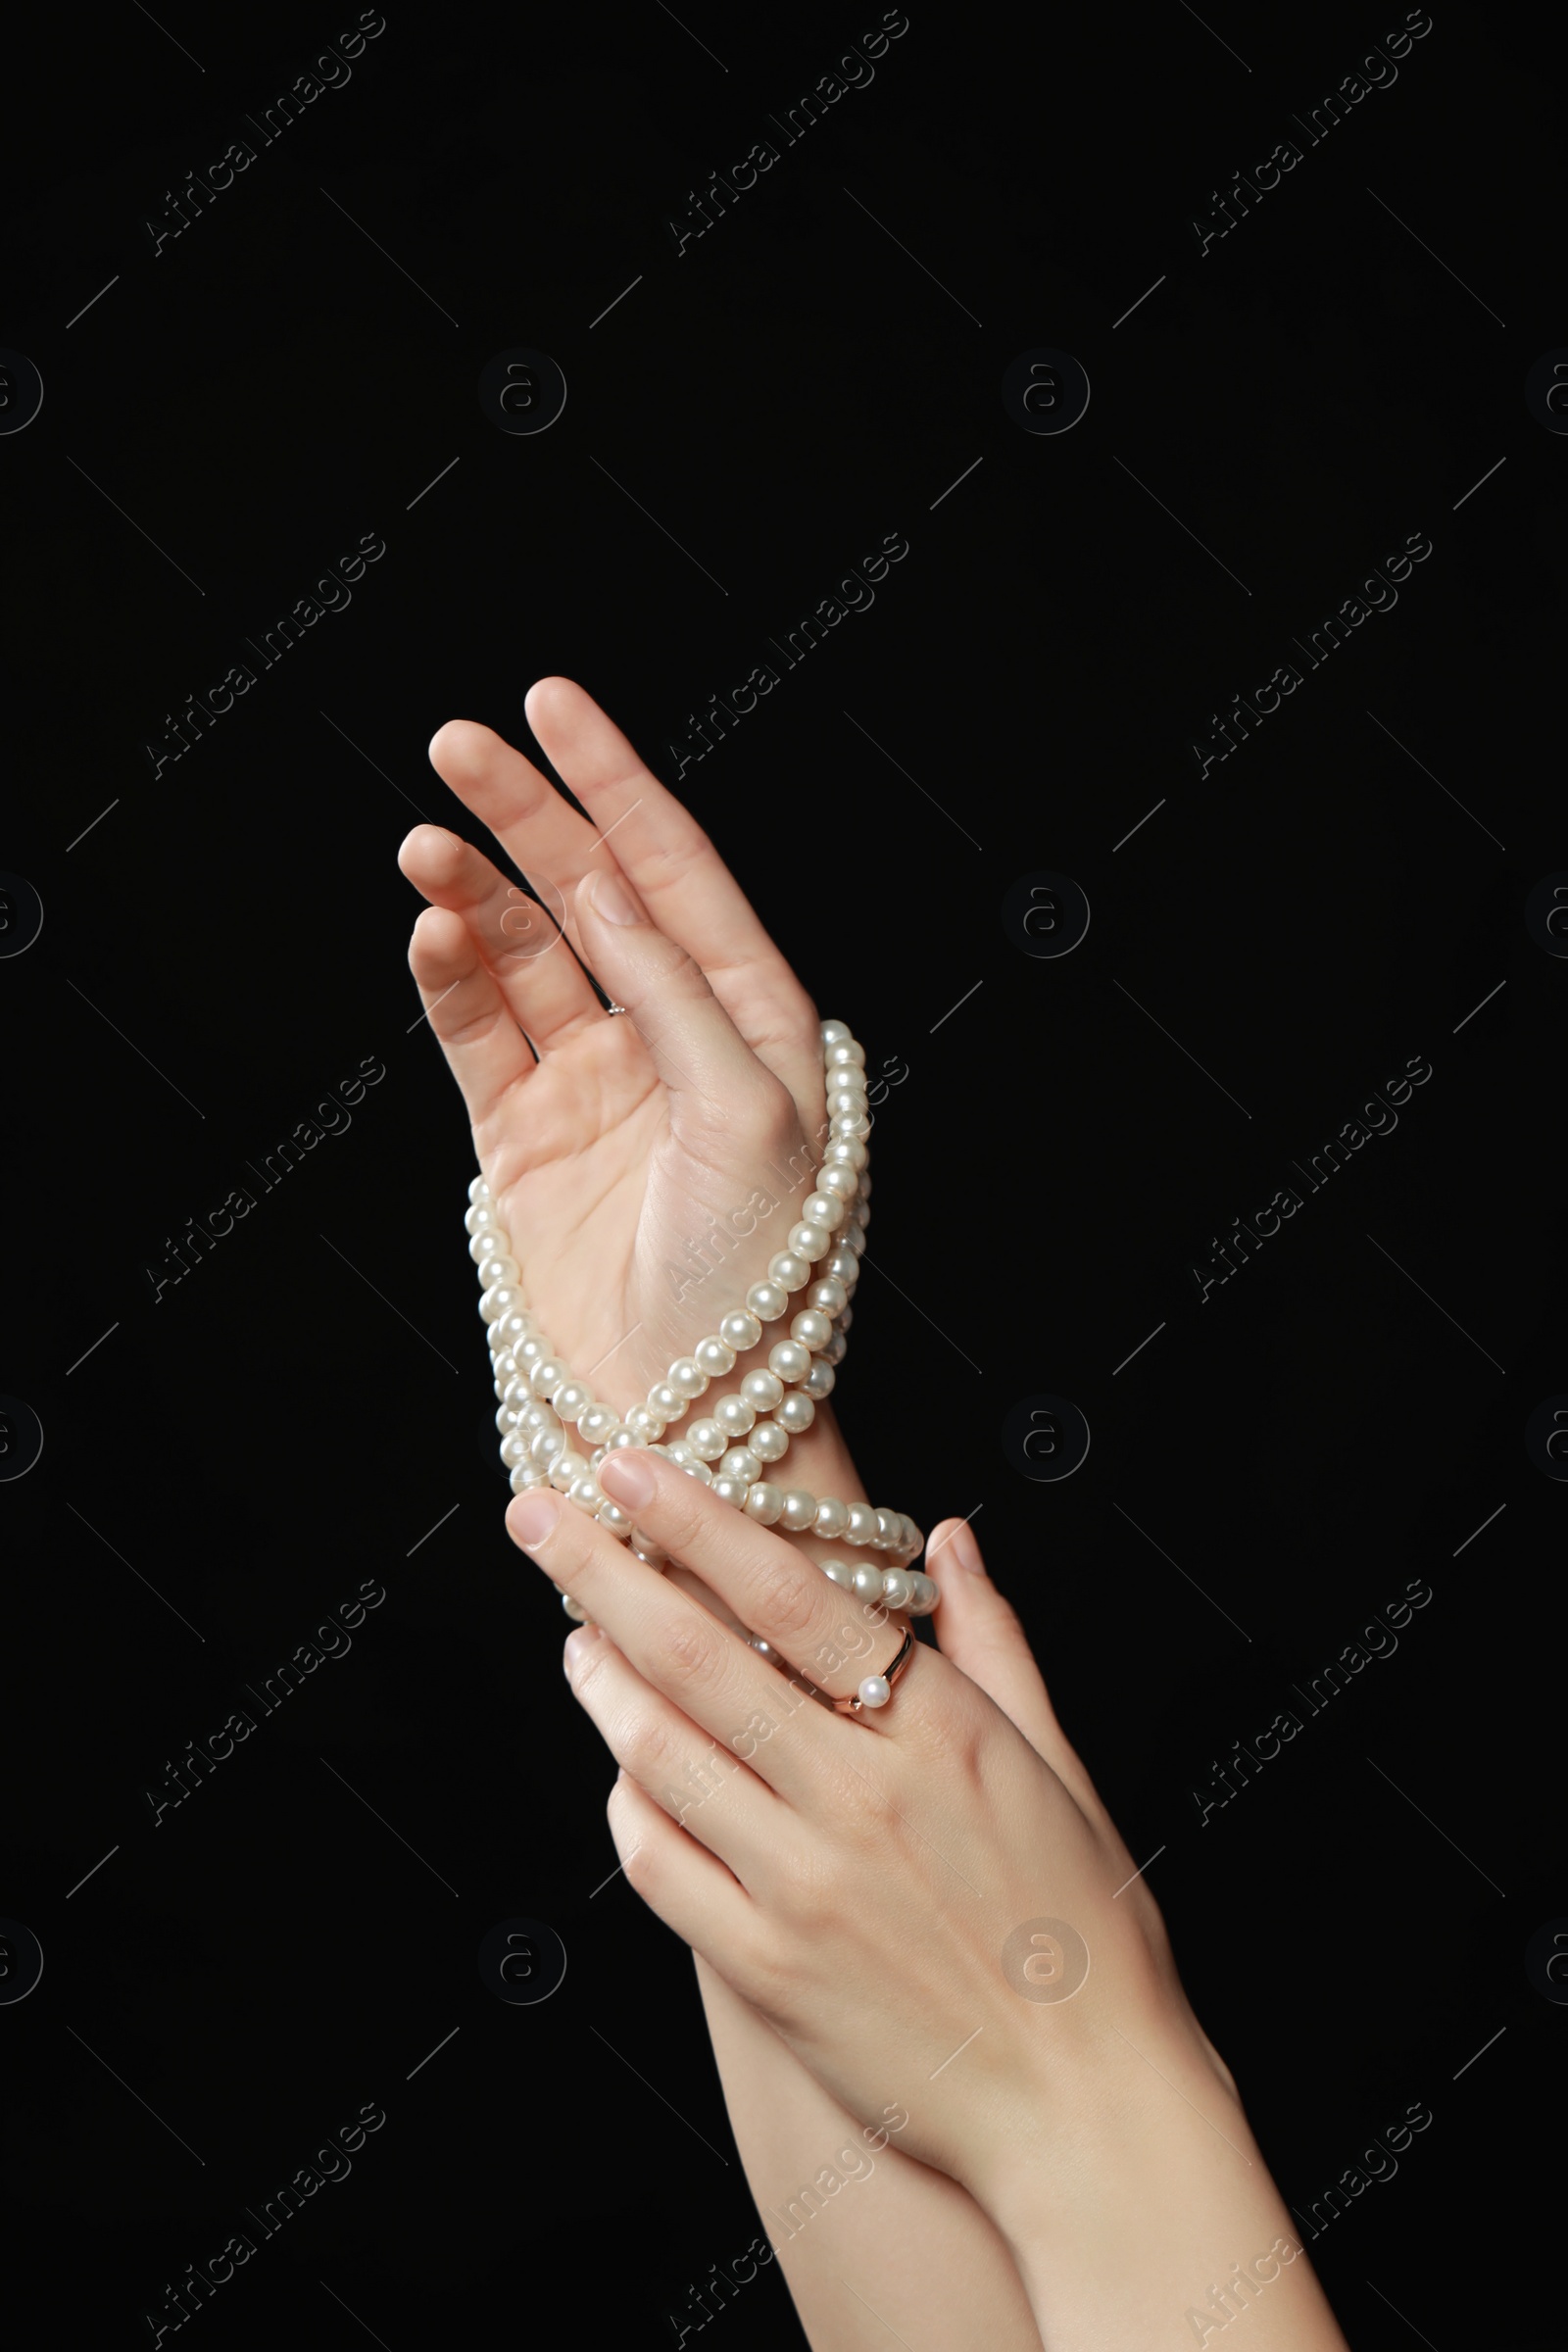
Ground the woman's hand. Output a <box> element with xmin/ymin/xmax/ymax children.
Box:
<box><xmin>404</xmin><ymin>684</ymin><xmax>1057</xmax><ymax>2349</ymax></box>
<box><xmin>400</xmin><ymin>680</ymin><xmax>829</xmax><ymax>1420</ymax></box>
<box><xmin>511</xmin><ymin>1453</ymin><xmax>1351</xmax><ymax>2351</ymax></box>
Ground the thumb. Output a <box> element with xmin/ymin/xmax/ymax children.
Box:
<box><xmin>928</xmin><ymin>1517</ymin><xmax>1104</xmax><ymax>1823</ymax></box>
<box><xmin>928</xmin><ymin>1516</ymin><xmax>1055</xmax><ymax>1746</ymax></box>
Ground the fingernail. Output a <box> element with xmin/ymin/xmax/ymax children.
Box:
<box><xmin>589</xmin><ymin>865</ymin><xmax>646</xmax><ymax>926</ymax></box>
<box><xmin>510</xmin><ymin>1491</ymin><xmax>561</xmax><ymax>1548</ymax></box>
<box><xmin>599</xmin><ymin>1449</ymin><xmax>656</xmax><ymax>1509</ymax></box>
<box><xmin>948</xmin><ymin>1521</ymin><xmax>985</xmax><ymax>1574</ymax></box>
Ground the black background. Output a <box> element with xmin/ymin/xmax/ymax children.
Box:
<box><xmin>2</xmin><ymin>0</ymin><xmax>1563</xmax><ymax>2343</ymax></box>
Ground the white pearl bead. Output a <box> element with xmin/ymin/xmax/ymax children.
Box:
<box><xmin>780</xmin><ymin>1490</ymin><xmax>815</xmax><ymax>1533</ymax></box>
<box><xmin>803</xmin><ymin>1360</ymin><xmax>836</xmax><ymax>1398</ymax></box>
<box><xmin>568</xmin><ymin>1477</ymin><xmax>604</xmax><ymax>1513</ymax></box>
<box><xmin>510</xmin><ymin>1463</ymin><xmax>540</xmax><ymax>1494</ymax></box>
<box><xmin>858</xmin><ymin>1674</ymin><xmax>891</xmax><ymax>1709</ymax></box>
<box><xmin>822</xmin><ymin>1557</ymin><xmax>855</xmax><ymax>1589</ymax></box>
<box><xmin>775</xmin><ymin>1391</ymin><xmax>815</xmax><ymax>1435</ymax></box>
<box><xmin>802</xmin><ymin>1192</ymin><xmax>844</xmax><ymax>1230</ymax></box>
<box><xmin>852</xmin><ymin>1565</ymin><xmax>883</xmax><ymax>1599</ymax></box>
<box><xmin>827</xmin><ymin>1082</ymin><xmax>868</xmax><ymax>1113</ymax></box>
<box><xmin>530</xmin><ymin>1357</ymin><xmax>569</xmax><ymax>1398</ymax></box>
<box><xmin>750</xmin><ymin>1420</ymin><xmax>789</xmax><ymax>1462</ymax></box>
<box><xmin>767</xmin><ymin>1339</ymin><xmax>811</xmax><ymax>1385</ymax></box>
<box><xmin>551</xmin><ymin>1380</ymin><xmax>591</xmax><ymax>1423</ymax></box>
<box><xmin>516</xmin><ymin>1337</ymin><xmax>547</xmax><ymax>1368</ymax></box>
<box><xmin>501</xmin><ymin>1432</ymin><xmax>529</xmax><ymax>1466</ymax></box>
<box><xmin>740</xmin><ymin>1368</ymin><xmax>784</xmax><ymax>1412</ymax></box>
<box><xmin>563</xmin><ymin>1594</ymin><xmax>589</xmax><ymax>1623</ymax></box>
<box><xmin>667</xmin><ymin>1357</ymin><xmax>708</xmax><ymax>1399</ymax></box>
<box><xmin>790</xmin><ymin>1309</ymin><xmax>832</xmax><ymax>1351</ymax></box>
<box><xmin>819</xmin><ymin>1018</ymin><xmax>851</xmax><ymax>1046</ymax></box>
<box><xmin>574</xmin><ymin>1401</ymin><xmax>615</xmax><ymax>1446</ymax></box>
<box><xmin>881</xmin><ymin>1568</ymin><xmax>913</xmax><ymax>1609</ymax></box>
<box><xmin>816</xmin><ymin>1164</ymin><xmax>858</xmax><ymax>1201</ymax></box>
<box><xmin>664</xmin><ymin>1440</ymin><xmax>696</xmax><ymax>1465</ymax></box>
<box><xmin>477</xmin><ymin>1252</ymin><xmax>520</xmax><ymax>1290</ymax></box>
<box><xmin>648</xmin><ymin>1382</ymin><xmax>681</xmax><ymax>1419</ymax></box>
<box><xmin>744</xmin><ymin>1482</ymin><xmax>784</xmax><ymax>1524</ymax></box>
<box><xmin>846</xmin><ymin>1502</ymin><xmax>878</xmax><ymax>1544</ymax></box>
<box><xmin>720</xmin><ymin>1447</ymin><xmax>760</xmax><ymax>1483</ymax></box>
<box><xmin>465</xmin><ymin>1201</ymin><xmax>499</xmax><ymax>1236</ymax></box>
<box><xmin>695</xmin><ymin>1337</ymin><xmax>736</xmax><ymax>1377</ymax></box>
<box><xmin>711</xmin><ymin>1475</ymin><xmax>749</xmax><ymax>1506</ymax></box>
<box><xmin>682</xmin><ymin>1459</ymin><xmax>714</xmax><ymax>1484</ymax></box>
<box><xmin>746</xmin><ymin>1281</ymin><xmax>789</xmax><ymax>1322</ymax></box>
<box><xmin>496</xmin><ymin>1402</ymin><xmax>518</xmax><ymax>1433</ymax></box>
<box><xmin>468</xmin><ymin>1175</ymin><xmax>492</xmax><ymax>1204</ymax></box>
<box><xmin>826</xmin><ymin>1137</ymin><xmax>868</xmax><ymax>1170</ymax></box>
<box><xmin>597</xmin><ymin>1499</ymin><xmax>632</xmax><ymax>1533</ymax></box>
<box><xmin>530</xmin><ymin>1427</ymin><xmax>565</xmax><ymax>1465</ymax></box>
<box><xmin>824</xmin><ymin>1249</ymin><xmax>858</xmax><ymax>1286</ymax></box>
<box><xmin>830</xmin><ymin>1111</ymin><xmax>871</xmax><ymax>1140</ymax></box>
<box><xmin>719</xmin><ymin>1310</ymin><xmax>762</xmax><ymax>1351</ymax></box>
<box><xmin>907</xmin><ymin>1573</ymin><xmax>938</xmax><ymax>1613</ymax></box>
<box><xmin>821</xmin><ymin>1335</ymin><xmax>846</xmax><ymax>1366</ymax></box>
<box><xmin>808</xmin><ymin>1276</ymin><xmax>848</xmax><ymax>1315</ymax></box>
<box><xmin>827</xmin><ymin>1038</ymin><xmax>865</xmax><ymax>1067</ymax></box>
<box><xmin>517</xmin><ymin>1399</ymin><xmax>551</xmax><ymax>1431</ymax></box>
<box><xmin>629</xmin><ymin>1530</ymin><xmax>665</xmax><ymax>1564</ymax></box>
<box><xmin>813</xmin><ymin>1495</ymin><xmax>849</xmax><ymax>1538</ymax></box>
<box><xmin>789</xmin><ymin>1223</ymin><xmax>832</xmax><ymax>1261</ymax></box>
<box><xmin>687</xmin><ymin>1418</ymin><xmax>726</xmax><ymax>1462</ymax></box>
<box><xmin>624</xmin><ymin>1405</ymin><xmax>664</xmax><ymax>1442</ymax></box>
<box><xmin>873</xmin><ymin>1508</ymin><xmax>901</xmax><ymax>1547</ymax></box>
<box><xmin>768</xmin><ymin>1250</ymin><xmax>811</xmax><ymax>1292</ymax></box>
<box><xmin>712</xmin><ymin>1394</ymin><xmax>756</xmax><ymax>1437</ymax></box>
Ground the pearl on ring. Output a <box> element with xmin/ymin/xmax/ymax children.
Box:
<box><xmin>858</xmin><ymin>1674</ymin><xmax>891</xmax><ymax>1709</ymax></box>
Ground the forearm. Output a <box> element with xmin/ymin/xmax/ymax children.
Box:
<box><xmin>693</xmin><ymin>1952</ymin><xmax>1044</xmax><ymax>2352</ymax></box>
<box><xmin>678</xmin><ymin>1412</ymin><xmax>1043</xmax><ymax>2349</ymax></box>
<box><xmin>976</xmin><ymin>2012</ymin><xmax>1348</xmax><ymax>2352</ymax></box>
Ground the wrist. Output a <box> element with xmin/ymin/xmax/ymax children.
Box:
<box><xmin>968</xmin><ymin>2005</ymin><xmax>1345</xmax><ymax>2349</ymax></box>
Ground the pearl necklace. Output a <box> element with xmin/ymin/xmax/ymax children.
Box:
<box><xmin>470</xmin><ymin>1019</ymin><xmax>938</xmax><ymax>1622</ymax></box>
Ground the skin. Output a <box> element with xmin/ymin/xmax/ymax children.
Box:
<box><xmin>402</xmin><ymin>682</ymin><xmax>1350</xmax><ymax>2351</ymax></box>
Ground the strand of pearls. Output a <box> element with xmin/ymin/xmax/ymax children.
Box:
<box><xmin>470</xmin><ymin>1020</ymin><xmax>938</xmax><ymax>1622</ymax></box>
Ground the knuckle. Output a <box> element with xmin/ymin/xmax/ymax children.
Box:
<box><xmin>751</xmin><ymin>1555</ymin><xmax>823</xmax><ymax>1647</ymax></box>
<box><xmin>619</xmin><ymin>1705</ymin><xmax>679</xmax><ymax>1782</ymax></box>
<box><xmin>653</xmin><ymin>1612</ymin><xmax>725</xmax><ymax>1696</ymax></box>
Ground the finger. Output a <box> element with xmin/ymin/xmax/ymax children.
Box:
<box><xmin>407</xmin><ymin>905</ymin><xmax>535</xmax><ymax>1128</ymax></box>
<box><xmin>399</xmin><ymin>823</ymin><xmax>604</xmax><ymax>1053</ymax></box>
<box><xmin>564</xmin><ymin>1621</ymin><xmax>783</xmax><ymax>1884</ymax></box>
<box><xmin>524</xmin><ymin>678</ymin><xmax>823</xmax><ymax>1108</ymax></box>
<box><xmin>508</xmin><ymin>1484</ymin><xmax>835</xmax><ymax>1800</ymax></box>
<box><xmin>572</xmin><ymin>863</ymin><xmax>800</xmax><ymax>1152</ymax></box>
<box><xmin>595</xmin><ymin>1447</ymin><xmax>940</xmax><ymax>1714</ymax></box>
<box><xmin>606</xmin><ymin>1768</ymin><xmax>758</xmax><ymax>1961</ymax></box>
<box><xmin>426</xmin><ymin>718</ymin><xmax>606</xmax><ymax>971</ymax></box>
<box><xmin>927</xmin><ymin>1517</ymin><xmax>1108</xmax><ymax>1830</ymax></box>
